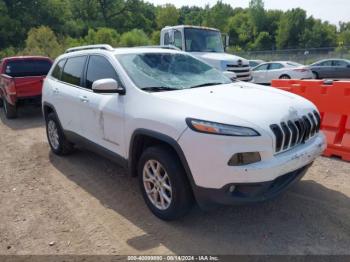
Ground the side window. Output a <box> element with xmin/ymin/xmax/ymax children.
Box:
<box><xmin>253</xmin><ymin>64</ymin><xmax>269</xmax><ymax>71</ymax></box>
<box><xmin>164</xmin><ymin>32</ymin><xmax>170</xmax><ymax>45</ymax></box>
<box><xmin>333</xmin><ymin>60</ymin><xmax>347</xmax><ymax>67</ymax></box>
<box><xmin>269</xmin><ymin>63</ymin><xmax>284</xmax><ymax>70</ymax></box>
<box><xmin>61</xmin><ymin>56</ymin><xmax>86</xmax><ymax>87</ymax></box>
<box><xmin>174</xmin><ymin>30</ymin><xmax>182</xmax><ymax>49</ymax></box>
<box><xmin>51</xmin><ymin>59</ymin><xmax>66</xmax><ymax>80</ymax></box>
<box><xmin>85</xmin><ymin>55</ymin><xmax>119</xmax><ymax>89</ymax></box>
<box><xmin>320</xmin><ymin>60</ymin><xmax>333</xmax><ymax>66</ymax></box>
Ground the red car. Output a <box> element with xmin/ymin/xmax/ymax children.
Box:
<box><xmin>0</xmin><ymin>56</ymin><xmax>53</xmax><ymax>119</ymax></box>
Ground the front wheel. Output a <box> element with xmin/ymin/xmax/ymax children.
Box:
<box><xmin>138</xmin><ymin>146</ymin><xmax>193</xmax><ymax>220</ymax></box>
<box><xmin>46</xmin><ymin>113</ymin><xmax>74</xmax><ymax>155</ymax></box>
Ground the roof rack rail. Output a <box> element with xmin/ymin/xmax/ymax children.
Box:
<box><xmin>135</xmin><ymin>45</ymin><xmax>181</xmax><ymax>51</ymax></box>
<box><xmin>65</xmin><ymin>44</ymin><xmax>114</xmax><ymax>53</ymax></box>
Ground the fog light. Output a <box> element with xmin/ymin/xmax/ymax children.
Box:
<box><xmin>228</xmin><ymin>152</ymin><xmax>261</xmax><ymax>166</ymax></box>
<box><xmin>229</xmin><ymin>185</ymin><xmax>236</xmax><ymax>193</ymax></box>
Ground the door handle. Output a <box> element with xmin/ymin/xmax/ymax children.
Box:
<box><xmin>79</xmin><ymin>95</ymin><xmax>89</xmax><ymax>103</ymax></box>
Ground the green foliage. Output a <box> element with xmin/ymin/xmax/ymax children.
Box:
<box><xmin>83</xmin><ymin>28</ymin><xmax>120</xmax><ymax>46</ymax></box>
<box><xmin>276</xmin><ymin>8</ymin><xmax>307</xmax><ymax>49</ymax></box>
<box><xmin>156</xmin><ymin>4</ymin><xmax>180</xmax><ymax>29</ymax></box>
<box><xmin>119</xmin><ymin>29</ymin><xmax>150</xmax><ymax>47</ymax></box>
<box><xmin>151</xmin><ymin>31</ymin><xmax>161</xmax><ymax>45</ymax></box>
<box><xmin>23</xmin><ymin>26</ymin><xmax>62</xmax><ymax>58</ymax></box>
<box><xmin>203</xmin><ymin>1</ymin><xmax>234</xmax><ymax>32</ymax></box>
<box><xmin>252</xmin><ymin>31</ymin><xmax>272</xmax><ymax>50</ymax></box>
<box><xmin>0</xmin><ymin>47</ymin><xmax>17</xmax><ymax>59</ymax></box>
<box><xmin>0</xmin><ymin>0</ymin><xmax>349</xmax><ymax>56</ymax></box>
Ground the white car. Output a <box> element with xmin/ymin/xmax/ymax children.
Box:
<box><xmin>42</xmin><ymin>45</ymin><xmax>326</xmax><ymax>220</ymax></box>
<box><xmin>252</xmin><ymin>61</ymin><xmax>313</xmax><ymax>84</ymax></box>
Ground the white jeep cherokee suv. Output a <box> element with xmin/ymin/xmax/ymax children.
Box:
<box><xmin>42</xmin><ymin>44</ymin><xmax>326</xmax><ymax>220</ymax></box>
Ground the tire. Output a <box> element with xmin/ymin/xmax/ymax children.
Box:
<box><xmin>138</xmin><ymin>146</ymin><xmax>193</xmax><ymax>220</ymax></box>
<box><xmin>0</xmin><ymin>97</ymin><xmax>3</xmax><ymax>108</ymax></box>
<box><xmin>312</xmin><ymin>71</ymin><xmax>319</xmax><ymax>79</ymax></box>
<box><xmin>3</xmin><ymin>97</ymin><xmax>17</xmax><ymax>119</ymax></box>
<box><xmin>46</xmin><ymin>112</ymin><xmax>74</xmax><ymax>155</ymax></box>
<box><xmin>279</xmin><ymin>74</ymin><xmax>291</xmax><ymax>80</ymax></box>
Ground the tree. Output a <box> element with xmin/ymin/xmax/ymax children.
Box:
<box><xmin>179</xmin><ymin>6</ymin><xmax>204</xmax><ymax>26</ymax></box>
<box><xmin>156</xmin><ymin>4</ymin><xmax>179</xmax><ymax>29</ymax></box>
<box><xmin>252</xmin><ymin>31</ymin><xmax>272</xmax><ymax>50</ymax></box>
<box><xmin>0</xmin><ymin>0</ymin><xmax>21</xmax><ymax>48</ymax></box>
<box><xmin>119</xmin><ymin>29</ymin><xmax>150</xmax><ymax>47</ymax></box>
<box><xmin>24</xmin><ymin>26</ymin><xmax>62</xmax><ymax>58</ymax></box>
<box><xmin>301</xmin><ymin>18</ymin><xmax>337</xmax><ymax>48</ymax></box>
<box><xmin>203</xmin><ymin>1</ymin><xmax>234</xmax><ymax>32</ymax></box>
<box><xmin>83</xmin><ymin>27</ymin><xmax>120</xmax><ymax>46</ymax></box>
<box><xmin>249</xmin><ymin>0</ymin><xmax>266</xmax><ymax>34</ymax></box>
<box><xmin>276</xmin><ymin>8</ymin><xmax>307</xmax><ymax>49</ymax></box>
<box><xmin>226</xmin><ymin>12</ymin><xmax>254</xmax><ymax>48</ymax></box>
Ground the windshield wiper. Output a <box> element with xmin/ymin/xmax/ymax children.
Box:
<box><xmin>189</xmin><ymin>82</ymin><xmax>224</xmax><ymax>89</ymax></box>
<box><xmin>141</xmin><ymin>86</ymin><xmax>179</xmax><ymax>92</ymax></box>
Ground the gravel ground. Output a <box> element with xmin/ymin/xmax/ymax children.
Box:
<box><xmin>0</xmin><ymin>106</ymin><xmax>350</xmax><ymax>255</ymax></box>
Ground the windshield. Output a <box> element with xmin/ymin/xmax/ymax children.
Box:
<box><xmin>184</xmin><ymin>28</ymin><xmax>224</xmax><ymax>53</ymax></box>
<box><xmin>116</xmin><ymin>52</ymin><xmax>231</xmax><ymax>91</ymax></box>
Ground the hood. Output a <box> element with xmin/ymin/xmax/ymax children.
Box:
<box><xmin>191</xmin><ymin>52</ymin><xmax>249</xmax><ymax>69</ymax></box>
<box><xmin>154</xmin><ymin>82</ymin><xmax>317</xmax><ymax>132</ymax></box>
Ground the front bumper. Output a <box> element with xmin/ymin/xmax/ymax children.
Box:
<box><xmin>192</xmin><ymin>163</ymin><xmax>311</xmax><ymax>208</ymax></box>
<box><xmin>178</xmin><ymin>128</ymin><xmax>326</xmax><ymax>208</ymax></box>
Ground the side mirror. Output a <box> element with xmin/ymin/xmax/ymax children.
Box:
<box><xmin>92</xmin><ymin>78</ymin><xmax>125</xmax><ymax>95</ymax></box>
<box><xmin>223</xmin><ymin>71</ymin><xmax>237</xmax><ymax>82</ymax></box>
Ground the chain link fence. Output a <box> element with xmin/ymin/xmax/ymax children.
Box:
<box><xmin>235</xmin><ymin>46</ymin><xmax>350</xmax><ymax>65</ymax></box>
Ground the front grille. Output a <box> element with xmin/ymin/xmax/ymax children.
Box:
<box><xmin>226</xmin><ymin>64</ymin><xmax>249</xmax><ymax>68</ymax></box>
<box><xmin>270</xmin><ymin>111</ymin><xmax>321</xmax><ymax>154</ymax></box>
<box><xmin>226</xmin><ymin>64</ymin><xmax>252</xmax><ymax>81</ymax></box>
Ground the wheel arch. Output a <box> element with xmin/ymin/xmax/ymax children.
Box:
<box><xmin>279</xmin><ymin>74</ymin><xmax>291</xmax><ymax>79</ymax></box>
<box><xmin>128</xmin><ymin>129</ymin><xmax>196</xmax><ymax>187</ymax></box>
<box><xmin>42</xmin><ymin>102</ymin><xmax>64</xmax><ymax>131</ymax></box>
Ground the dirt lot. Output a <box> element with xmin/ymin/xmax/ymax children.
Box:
<box><xmin>0</xmin><ymin>106</ymin><xmax>350</xmax><ymax>256</ymax></box>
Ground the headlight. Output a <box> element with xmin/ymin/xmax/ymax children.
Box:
<box><xmin>186</xmin><ymin>118</ymin><xmax>260</xmax><ymax>136</ymax></box>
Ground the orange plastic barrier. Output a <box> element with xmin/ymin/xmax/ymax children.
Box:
<box><xmin>271</xmin><ymin>79</ymin><xmax>350</xmax><ymax>161</ymax></box>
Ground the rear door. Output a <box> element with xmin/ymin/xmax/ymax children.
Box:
<box><xmin>78</xmin><ymin>55</ymin><xmax>125</xmax><ymax>156</ymax></box>
<box><xmin>53</xmin><ymin>56</ymin><xmax>87</xmax><ymax>134</ymax></box>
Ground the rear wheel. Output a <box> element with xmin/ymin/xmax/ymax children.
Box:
<box><xmin>3</xmin><ymin>98</ymin><xmax>17</xmax><ymax>119</ymax></box>
<box><xmin>138</xmin><ymin>146</ymin><xmax>193</xmax><ymax>220</ymax></box>
<box><xmin>279</xmin><ymin>74</ymin><xmax>291</xmax><ymax>80</ymax></box>
<box><xmin>46</xmin><ymin>113</ymin><xmax>74</xmax><ymax>155</ymax></box>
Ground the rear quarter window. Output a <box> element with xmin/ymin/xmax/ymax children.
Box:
<box><xmin>51</xmin><ymin>59</ymin><xmax>66</xmax><ymax>80</ymax></box>
<box><xmin>4</xmin><ymin>59</ymin><xmax>52</xmax><ymax>77</ymax></box>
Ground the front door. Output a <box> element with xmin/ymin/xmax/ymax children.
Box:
<box><xmin>78</xmin><ymin>55</ymin><xmax>126</xmax><ymax>157</ymax></box>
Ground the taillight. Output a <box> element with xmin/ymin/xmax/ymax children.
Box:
<box><xmin>7</xmin><ymin>79</ymin><xmax>16</xmax><ymax>95</ymax></box>
<box><xmin>293</xmin><ymin>68</ymin><xmax>309</xmax><ymax>72</ymax></box>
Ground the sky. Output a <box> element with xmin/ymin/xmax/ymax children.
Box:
<box><xmin>146</xmin><ymin>0</ymin><xmax>350</xmax><ymax>25</ymax></box>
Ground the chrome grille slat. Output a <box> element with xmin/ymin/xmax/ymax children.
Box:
<box><xmin>270</xmin><ymin>112</ymin><xmax>321</xmax><ymax>154</ymax></box>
